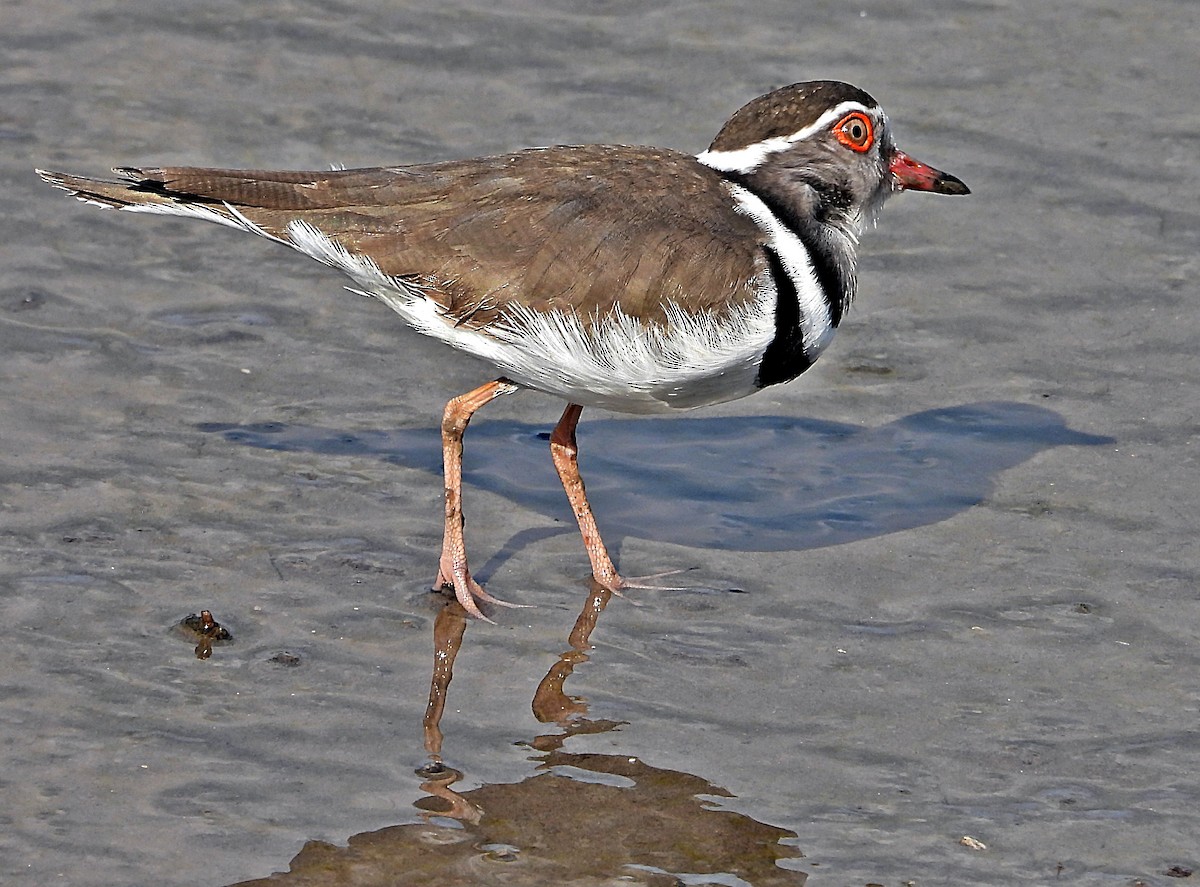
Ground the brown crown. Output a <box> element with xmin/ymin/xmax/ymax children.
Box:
<box><xmin>707</xmin><ymin>80</ymin><xmax>879</xmax><ymax>152</ymax></box>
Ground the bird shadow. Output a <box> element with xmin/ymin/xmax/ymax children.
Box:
<box><xmin>198</xmin><ymin>401</ymin><xmax>1110</xmax><ymax>555</ymax></box>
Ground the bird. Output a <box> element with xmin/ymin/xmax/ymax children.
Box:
<box><xmin>37</xmin><ymin>79</ymin><xmax>968</xmax><ymax>621</ymax></box>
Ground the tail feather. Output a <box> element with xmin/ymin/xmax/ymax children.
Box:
<box><xmin>35</xmin><ymin>168</ymin><xmax>177</xmax><ymax>210</ymax></box>
<box><xmin>34</xmin><ymin>167</ymin><xmax>291</xmax><ymax>239</ymax></box>
<box><xmin>33</xmin><ymin>165</ymin><xmax>411</xmax><ymax>293</ymax></box>
<box><xmin>36</xmin><ymin>165</ymin><xmax>398</xmax><ymax>213</ymax></box>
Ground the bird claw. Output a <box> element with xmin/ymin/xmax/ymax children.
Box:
<box><xmin>596</xmin><ymin>566</ymin><xmax>700</xmax><ymax>602</ymax></box>
<box><xmin>433</xmin><ymin>566</ymin><xmax>532</xmax><ymax>623</ymax></box>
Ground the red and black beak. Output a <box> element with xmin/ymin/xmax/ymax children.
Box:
<box><xmin>889</xmin><ymin>149</ymin><xmax>970</xmax><ymax>195</ymax></box>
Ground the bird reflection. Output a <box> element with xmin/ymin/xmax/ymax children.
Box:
<box><xmin>530</xmin><ymin>581</ymin><xmax>626</xmax><ymax>743</ymax></box>
<box><xmin>406</xmin><ymin>585</ymin><xmax>804</xmax><ymax>885</ymax></box>
<box><xmin>225</xmin><ymin>587</ymin><xmax>807</xmax><ymax>885</ymax></box>
<box><xmin>421</xmin><ymin>597</ymin><xmax>469</xmax><ymax>765</ymax></box>
<box><xmin>422</xmin><ymin>579</ymin><xmax>621</xmax><ymax>766</ymax></box>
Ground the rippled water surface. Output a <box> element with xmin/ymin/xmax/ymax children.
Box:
<box><xmin>3</xmin><ymin>2</ymin><xmax>1199</xmax><ymax>885</ymax></box>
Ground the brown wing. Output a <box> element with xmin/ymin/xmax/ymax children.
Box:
<box><xmin>38</xmin><ymin>146</ymin><xmax>768</xmax><ymax>328</ymax></box>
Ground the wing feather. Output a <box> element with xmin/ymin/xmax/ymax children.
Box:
<box><xmin>38</xmin><ymin>146</ymin><xmax>768</xmax><ymax>329</ymax></box>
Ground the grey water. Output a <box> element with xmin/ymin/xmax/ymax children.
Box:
<box><xmin>3</xmin><ymin>2</ymin><xmax>1199</xmax><ymax>885</ymax></box>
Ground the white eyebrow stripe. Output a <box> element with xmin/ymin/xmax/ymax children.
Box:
<box><xmin>695</xmin><ymin>101</ymin><xmax>874</xmax><ymax>174</ymax></box>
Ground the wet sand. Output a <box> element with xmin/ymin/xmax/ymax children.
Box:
<box><xmin>3</xmin><ymin>1</ymin><xmax>1199</xmax><ymax>885</ymax></box>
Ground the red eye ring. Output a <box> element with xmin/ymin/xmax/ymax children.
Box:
<box><xmin>834</xmin><ymin>112</ymin><xmax>874</xmax><ymax>153</ymax></box>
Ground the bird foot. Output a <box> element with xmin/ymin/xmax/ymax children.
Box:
<box><xmin>433</xmin><ymin>565</ymin><xmax>532</xmax><ymax>623</ymax></box>
<box><xmin>594</xmin><ymin>566</ymin><xmax>700</xmax><ymax>602</ymax></box>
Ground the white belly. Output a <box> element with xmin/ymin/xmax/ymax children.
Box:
<box><xmin>285</xmin><ymin>219</ymin><xmax>804</xmax><ymax>414</ymax></box>
<box><xmin>389</xmin><ymin>289</ymin><xmax>778</xmax><ymax>414</ymax></box>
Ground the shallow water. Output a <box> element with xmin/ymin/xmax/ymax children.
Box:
<box><xmin>203</xmin><ymin>401</ymin><xmax>1110</xmax><ymax>553</ymax></box>
<box><xmin>4</xmin><ymin>1</ymin><xmax>1200</xmax><ymax>885</ymax></box>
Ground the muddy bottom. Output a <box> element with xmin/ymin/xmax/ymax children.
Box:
<box><xmin>3</xmin><ymin>2</ymin><xmax>1199</xmax><ymax>886</ymax></box>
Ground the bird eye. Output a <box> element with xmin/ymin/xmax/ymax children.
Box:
<box><xmin>834</xmin><ymin>112</ymin><xmax>874</xmax><ymax>152</ymax></box>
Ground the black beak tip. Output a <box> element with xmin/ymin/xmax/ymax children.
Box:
<box><xmin>938</xmin><ymin>173</ymin><xmax>970</xmax><ymax>196</ymax></box>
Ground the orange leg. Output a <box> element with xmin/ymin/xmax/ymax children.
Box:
<box><xmin>549</xmin><ymin>403</ymin><xmax>624</xmax><ymax>591</ymax></box>
<box><xmin>434</xmin><ymin>378</ymin><xmax>520</xmax><ymax>620</ymax></box>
